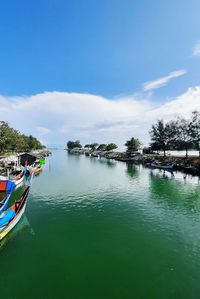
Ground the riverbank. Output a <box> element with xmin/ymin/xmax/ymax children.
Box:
<box><xmin>67</xmin><ymin>148</ymin><xmax>200</xmax><ymax>176</ymax></box>
<box><xmin>0</xmin><ymin>148</ymin><xmax>51</xmax><ymax>177</ymax></box>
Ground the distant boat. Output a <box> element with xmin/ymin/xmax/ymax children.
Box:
<box><xmin>0</xmin><ymin>186</ymin><xmax>30</xmax><ymax>241</ymax></box>
<box><xmin>150</xmin><ymin>163</ymin><xmax>175</xmax><ymax>170</ymax></box>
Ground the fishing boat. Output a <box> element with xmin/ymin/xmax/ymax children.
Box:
<box><xmin>10</xmin><ymin>171</ymin><xmax>25</xmax><ymax>186</ymax></box>
<box><xmin>0</xmin><ymin>180</ymin><xmax>15</xmax><ymax>215</ymax></box>
<box><xmin>28</xmin><ymin>165</ymin><xmax>42</xmax><ymax>176</ymax></box>
<box><xmin>0</xmin><ymin>179</ymin><xmax>15</xmax><ymax>192</ymax></box>
<box><xmin>0</xmin><ymin>171</ymin><xmax>24</xmax><ymax>188</ymax></box>
<box><xmin>0</xmin><ymin>186</ymin><xmax>30</xmax><ymax>241</ymax></box>
<box><xmin>0</xmin><ymin>215</ymin><xmax>30</xmax><ymax>250</ymax></box>
<box><xmin>150</xmin><ymin>162</ymin><xmax>175</xmax><ymax>170</ymax></box>
<box><xmin>0</xmin><ymin>193</ymin><xmax>12</xmax><ymax>215</ymax></box>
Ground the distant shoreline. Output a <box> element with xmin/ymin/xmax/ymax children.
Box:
<box><xmin>67</xmin><ymin>148</ymin><xmax>200</xmax><ymax>176</ymax></box>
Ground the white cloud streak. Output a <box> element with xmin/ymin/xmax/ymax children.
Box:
<box><xmin>193</xmin><ymin>41</ymin><xmax>200</xmax><ymax>57</ymax></box>
<box><xmin>0</xmin><ymin>86</ymin><xmax>200</xmax><ymax>148</ymax></box>
<box><xmin>37</xmin><ymin>126</ymin><xmax>51</xmax><ymax>135</ymax></box>
<box><xmin>143</xmin><ymin>69</ymin><xmax>187</xmax><ymax>91</ymax></box>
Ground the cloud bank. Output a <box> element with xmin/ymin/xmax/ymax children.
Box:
<box><xmin>143</xmin><ymin>70</ymin><xmax>187</xmax><ymax>91</ymax></box>
<box><xmin>0</xmin><ymin>86</ymin><xmax>200</xmax><ymax>149</ymax></box>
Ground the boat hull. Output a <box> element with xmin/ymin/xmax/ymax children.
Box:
<box><xmin>0</xmin><ymin>187</ymin><xmax>29</xmax><ymax>241</ymax></box>
<box><xmin>12</xmin><ymin>175</ymin><xmax>24</xmax><ymax>186</ymax></box>
<box><xmin>150</xmin><ymin>163</ymin><xmax>174</xmax><ymax>170</ymax></box>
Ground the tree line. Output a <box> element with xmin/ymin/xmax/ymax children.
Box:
<box><xmin>67</xmin><ymin>141</ymin><xmax>118</xmax><ymax>151</ymax></box>
<box><xmin>150</xmin><ymin>111</ymin><xmax>200</xmax><ymax>157</ymax></box>
<box><xmin>66</xmin><ymin>111</ymin><xmax>200</xmax><ymax>157</ymax></box>
<box><xmin>0</xmin><ymin>121</ymin><xmax>45</xmax><ymax>154</ymax></box>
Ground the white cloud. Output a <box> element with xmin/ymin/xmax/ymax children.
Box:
<box><xmin>143</xmin><ymin>69</ymin><xmax>187</xmax><ymax>91</ymax></box>
<box><xmin>193</xmin><ymin>41</ymin><xmax>200</xmax><ymax>57</ymax></box>
<box><xmin>0</xmin><ymin>87</ymin><xmax>200</xmax><ymax>148</ymax></box>
<box><xmin>37</xmin><ymin>126</ymin><xmax>51</xmax><ymax>135</ymax></box>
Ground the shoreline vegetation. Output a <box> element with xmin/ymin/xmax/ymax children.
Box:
<box><xmin>66</xmin><ymin>111</ymin><xmax>200</xmax><ymax>176</ymax></box>
<box><xmin>0</xmin><ymin>121</ymin><xmax>50</xmax><ymax>176</ymax></box>
<box><xmin>0</xmin><ymin>121</ymin><xmax>45</xmax><ymax>153</ymax></box>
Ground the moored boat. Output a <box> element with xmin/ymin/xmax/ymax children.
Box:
<box><xmin>28</xmin><ymin>165</ymin><xmax>43</xmax><ymax>176</ymax></box>
<box><xmin>0</xmin><ymin>186</ymin><xmax>30</xmax><ymax>241</ymax></box>
<box><xmin>10</xmin><ymin>171</ymin><xmax>25</xmax><ymax>186</ymax></box>
<box><xmin>0</xmin><ymin>180</ymin><xmax>15</xmax><ymax>215</ymax></box>
<box><xmin>0</xmin><ymin>214</ymin><xmax>30</xmax><ymax>250</ymax></box>
<box><xmin>0</xmin><ymin>171</ymin><xmax>24</xmax><ymax>189</ymax></box>
<box><xmin>150</xmin><ymin>163</ymin><xmax>175</xmax><ymax>170</ymax></box>
<box><xmin>0</xmin><ymin>193</ymin><xmax>12</xmax><ymax>215</ymax></box>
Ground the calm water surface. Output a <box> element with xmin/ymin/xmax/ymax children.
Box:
<box><xmin>1</xmin><ymin>150</ymin><xmax>200</xmax><ymax>299</ymax></box>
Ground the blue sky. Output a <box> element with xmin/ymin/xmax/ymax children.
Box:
<box><xmin>0</xmin><ymin>0</ymin><xmax>200</xmax><ymax>98</ymax></box>
<box><xmin>0</xmin><ymin>0</ymin><xmax>200</xmax><ymax>147</ymax></box>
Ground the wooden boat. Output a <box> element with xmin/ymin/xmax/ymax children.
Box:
<box><xmin>0</xmin><ymin>180</ymin><xmax>15</xmax><ymax>215</ymax></box>
<box><xmin>0</xmin><ymin>215</ymin><xmax>30</xmax><ymax>250</ymax></box>
<box><xmin>28</xmin><ymin>165</ymin><xmax>42</xmax><ymax>176</ymax></box>
<box><xmin>0</xmin><ymin>193</ymin><xmax>12</xmax><ymax>215</ymax></box>
<box><xmin>0</xmin><ymin>171</ymin><xmax>24</xmax><ymax>189</ymax></box>
<box><xmin>11</xmin><ymin>171</ymin><xmax>25</xmax><ymax>186</ymax></box>
<box><xmin>33</xmin><ymin>166</ymin><xmax>42</xmax><ymax>176</ymax></box>
<box><xmin>150</xmin><ymin>163</ymin><xmax>175</xmax><ymax>170</ymax></box>
<box><xmin>0</xmin><ymin>179</ymin><xmax>15</xmax><ymax>192</ymax></box>
<box><xmin>0</xmin><ymin>186</ymin><xmax>30</xmax><ymax>241</ymax></box>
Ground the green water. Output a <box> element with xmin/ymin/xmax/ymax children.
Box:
<box><xmin>1</xmin><ymin>150</ymin><xmax>200</xmax><ymax>299</ymax></box>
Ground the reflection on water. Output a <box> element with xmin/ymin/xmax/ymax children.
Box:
<box><xmin>1</xmin><ymin>151</ymin><xmax>200</xmax><ymax>299</ymax></box>
<box><xmin>150</xmin><ymin>167</ymin><xmax>200</xmax><ymax>186</ymax></box>
<box><xmin>89</xmin><ymin>156</ymin><xmax>117</xmax><ymax>168</ymax></box>
<box><xmin>126</xmin><ymin>163</ymin><xmax>139</xmax><ymax>178</ymax></box>
<box><xmin>0</xmin><ymin>215</ymin><xmax>30</xmax><ymax>250</ymax></box>
<box><xmin>98</xmin><ymin>157</ymin><xmax>117</xmax><ymax>168</ymax></box>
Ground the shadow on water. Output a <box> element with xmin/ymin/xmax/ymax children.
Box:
<box><xmin>0</xmin><ymin>215</ymin><xmax>30</xmax><ymax>251</ymax></box>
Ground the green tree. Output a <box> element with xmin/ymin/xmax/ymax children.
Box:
<box><xmin>0</xmin><ymin>121</ymin><xmax>44</xmax><ymax>153</ymax></box>
<box><xmin>90</xmin><ymin>143</ymin><xmax>99</xmax><ymax>150</ymax></box>
<box><xmin>106</xmin><ymin>143</ymin><xmax>118</xmax><ymax>151</ymax></box>
<box><xmin>125</xmin><ymin>137</ymin><xmax>141</xmax><ymax>153</ymax></box>
<box><xmin>149</xmin><ymin>120</ymin><xmax>176</xmax><ymax>156</ymax></box>
<box><xmin>97</xmin><ymin>144</ymin><xmax>107</xmax><ymax>151</ymax></box>
<box><xmin>67</xmin><ymin>140</ymin><xmax>82</xmax><ymax>150</ymax></box>
<box><xmin>175</xmin><ymin>117</ymin><xmax>193</xmax><ymax>157</ymax></box>
<box><xmin>190</xmin><ymin>111</ymin><xmax>200</xmax><ymax>156</ymax></box>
